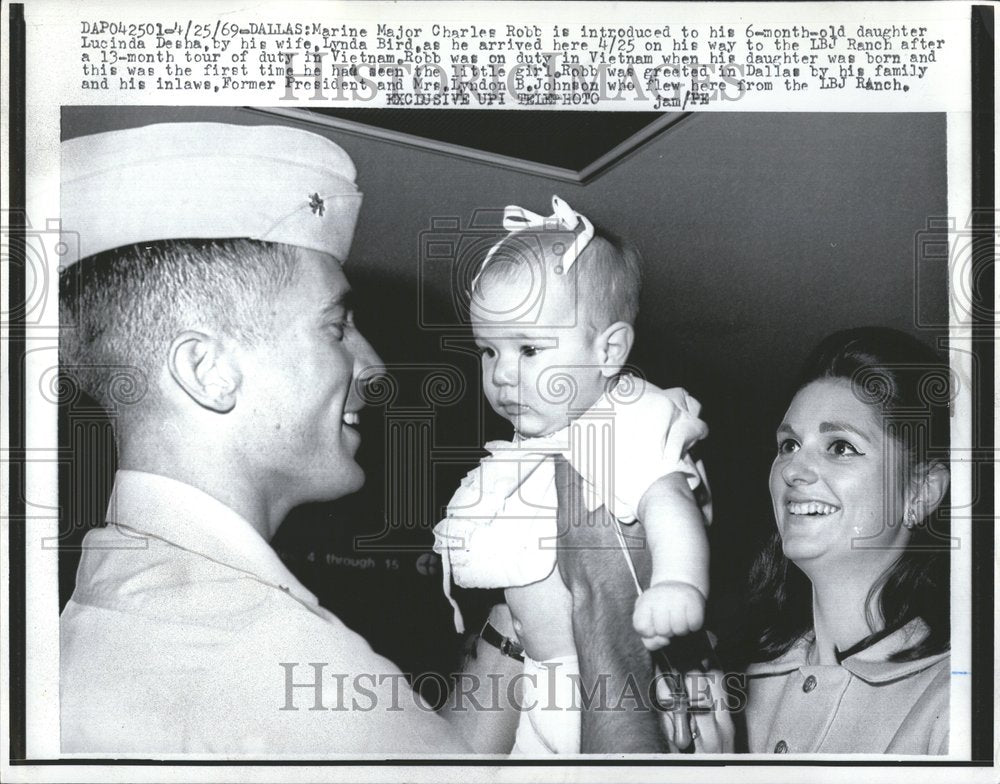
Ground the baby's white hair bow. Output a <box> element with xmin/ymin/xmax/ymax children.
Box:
<box><xmin>471</xmin><ymin>195</ymin><xmax>595</xmax><ymax>290</ymax></box>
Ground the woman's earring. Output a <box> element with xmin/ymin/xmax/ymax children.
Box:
<box><xmin>904</xmin><ymin>508</ymin><xmax>917</xmax><ymax>529</ymax></box>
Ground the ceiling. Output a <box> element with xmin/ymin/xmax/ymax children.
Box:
<box><xmin>252</xmin><ymin>107</ymin><xmax>688</xmax><ymax>182</ymax></box>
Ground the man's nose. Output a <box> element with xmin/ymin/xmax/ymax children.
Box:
<box><xmin>781</xmin><ymin>450</ymin><xmax>818</xmax><ymax>485</ymax></box>
<box><xmin>349</xmin><ymin>330</ymin><xmax>387</xmax><ymax>405</ymax></box>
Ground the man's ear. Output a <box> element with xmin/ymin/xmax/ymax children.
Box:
<box><xmin>167</xmin><ymin>331</ymin><xmax>241</xmax><ymax>413</ymax></box>
<box><xmin>595</xmin><ymin>321</ymin><xmax>635</xmax><ymax>378</ymax></box>
<box><xmin>908</xmin><ymin>462</ymin><xmax>950</xmax><ymax>525</ymax></box>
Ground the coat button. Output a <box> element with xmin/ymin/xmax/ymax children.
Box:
<box><xmin>802</xmin><ymin>675</ymin><xmax>817</xmax><ymax>693</ymax></box>
<box><xmin>774</xmin><ymin>740</ymin><xmax>788</xmax><ymax>753</ymax></box>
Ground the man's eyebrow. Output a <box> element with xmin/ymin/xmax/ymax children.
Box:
<box><xmin>776</xmin><ymin>423</ymin><xmax>797</xmax><ymax>438</ymax></box>
<box><xmin>319</xmin><ymin>289</ymin><xmax>354</xmax><ymax>315</ymax></box>
<box><xmin>819</xmin><ymin>421</ymin><xmax>872</xmax><ymax>441</ymax></box>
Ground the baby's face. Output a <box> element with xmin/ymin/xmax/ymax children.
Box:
<box><xmin>471</xmin><ymin>267</ymin><xmax>607</xmax><ymax>438</ymax></box>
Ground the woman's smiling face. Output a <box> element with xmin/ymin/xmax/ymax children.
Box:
<box><xmin>769</xmin><ymin>378</ymin><xmax>912</xmax><ymax>573</ymax></box>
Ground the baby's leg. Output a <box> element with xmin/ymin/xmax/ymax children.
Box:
<box><xmin>510</xmin><ymin>654</ymin><xmax>581</xmax><ymax>755</ymax></box>
<box><xmin>505</xmin><ymin>568</ymin><xmax>575</xmax><ymax>662</ymax></box>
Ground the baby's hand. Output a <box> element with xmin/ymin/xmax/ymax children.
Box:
<box><xmin>632</xmin><ymin>581</ymin><xmax>706</xmax><ymax>651</ymax></box>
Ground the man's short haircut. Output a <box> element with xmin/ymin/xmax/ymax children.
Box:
<box><xmin>472</xmin><ymin>227</ymin><xmax>643</xmax><ymax>330</ymax></box>
<box><xmin>59</xmin><ymin>239</ymin><xmax>300</xmax><ymax>412</ymax></box>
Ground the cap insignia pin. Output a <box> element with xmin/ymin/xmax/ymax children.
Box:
<box><xmin>309</xmin><ymin>193</ymin><xmax>325</xmax><ymax>216</ymax></box>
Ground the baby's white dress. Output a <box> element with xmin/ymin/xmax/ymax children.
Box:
<box><xmin>433</xmin><ymin>377</ymin><xmax>711</xmax><ymax>754</ymax></box>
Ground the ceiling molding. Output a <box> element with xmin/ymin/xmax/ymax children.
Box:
<box><xmin>244</xmin><ymin>107</ymin><xmax>690</xmax><ymax>184</ymax></box>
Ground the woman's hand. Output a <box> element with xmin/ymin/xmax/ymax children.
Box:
<box><xmin>657</xmin><ymin>669</ymin><xmax>735</xmax><ymax>753</ymax></box>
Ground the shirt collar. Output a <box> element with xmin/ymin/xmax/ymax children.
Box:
<box><xmin>746</xmin><ymin>618</ymin><xmax>948</xmax><ymax>684</ymax></box>
<box><xmin>105</xmin><ymin>469</ymin><xmax>320</xmax><ymax>607</ymax></box>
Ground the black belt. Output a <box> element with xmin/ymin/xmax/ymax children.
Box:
<box><xmin>480</xmin><ymin>621</ymin><xmax>525</xmax><ymax>662</ymax></box>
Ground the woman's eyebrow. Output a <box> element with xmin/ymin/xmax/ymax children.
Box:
<box><xmin>819</xmin><ymin>421</ymin><xmax>872</xmax><ymax>441</ymax></box>
<box><xmin>776</xmin><ymin>423</ymin><xmax>796</xmax><ymax>438</ymax></box>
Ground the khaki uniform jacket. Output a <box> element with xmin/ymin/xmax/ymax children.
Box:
<box><xmin>60</xmin><ymin>470</ymin><xmax>468</xmax><ymax>755</ymax></box>
<box><xmin>745</xmin><ymin>619</ymin><xmax>949</xmax><ymax>754</ymax></box>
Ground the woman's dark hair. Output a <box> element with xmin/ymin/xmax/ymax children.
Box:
<box><xmin>745</xmin><ymin>327</ymin><xmax>952</xmax><ymax>664</ymax></box>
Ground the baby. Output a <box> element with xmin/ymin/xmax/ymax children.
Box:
<box><xmin>433</xmin><ymin>197</ymin><xmax>712</xmax><ymax>754</ymax></box>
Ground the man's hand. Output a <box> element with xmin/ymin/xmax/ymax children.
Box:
<box><xmin>553</xmin><ymin>456</ymin><xmax>669</xmax><ymax>753</ymax></box>
<box><xmin>633</xmin><ymin>581</ymin><xmax>706</xmax><ymax>651</ymax></box>
<box><xmin>553</xmin><ymin>457</ymin><xmax>646</xmax><ymax>607</ymax></box>
<box><xmin>441</xmin><ymin>604</ymin><xmax>522</xmax><ymax>753</ymax></box>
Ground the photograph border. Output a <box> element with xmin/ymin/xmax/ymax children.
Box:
<box><xmin>3</xmin><ymin>0</ymin><xmax>995</xmax><ymax>774</ymax></box>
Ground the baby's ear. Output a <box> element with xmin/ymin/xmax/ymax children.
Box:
<box><xmin>596</xmin><ymin>321</ymin><xmax>634</xmax><ymax>378</ymax></box>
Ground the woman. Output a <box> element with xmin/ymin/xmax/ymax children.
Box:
<box><xmin>740</xmin><ymin>327</ymin><xmax>953</xmax><ymax>754</ymax></box>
